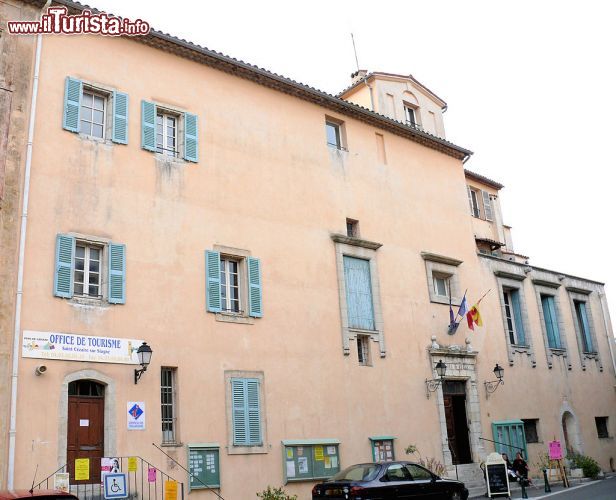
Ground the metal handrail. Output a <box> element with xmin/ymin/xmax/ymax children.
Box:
<box><xmin>34</xmin><ymin>456</ymin><xmax>184</xmax><ymax>500</ymax></box>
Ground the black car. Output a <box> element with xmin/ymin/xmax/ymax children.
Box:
<box><xmin>311</xmin><ymin>461</ymin><xmax>468</xmax><ymax>500</ymax></box>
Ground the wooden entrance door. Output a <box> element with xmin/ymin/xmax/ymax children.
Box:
<box><xmin>67</xmin><ymin>380</ymin><xmax>105</xmax><ymax>484</ymax></box>
<box><xmin>443</xmin><ymin>381</ymin><xmax>472</xmax><ymax>464</ymax></box>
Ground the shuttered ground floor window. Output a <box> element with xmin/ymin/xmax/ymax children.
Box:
<box><xmin>282</xmin><ymin>439</ymin><xmax>341</xmax><ymax>483</ymax></box>
<box><xmin>492</xmin><ymin>420</ymin><xmax>528</xmax><ymax>459</ymax></box>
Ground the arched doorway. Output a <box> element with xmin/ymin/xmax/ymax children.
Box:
<box><xmin>67</xmin><ymin>380</ymin><xmax>105</xmax><ymax>484</ymax></box>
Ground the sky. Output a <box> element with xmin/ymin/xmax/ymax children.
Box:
<box><xmin>91</xmin><ymin>0</ymin><xmax>616</xmax><ymax>325</ymax></box>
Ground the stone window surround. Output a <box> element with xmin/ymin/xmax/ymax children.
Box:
<box><xmin>428</xmin><ymin>347</ymin><xmax>486</xmax><ymax>469</ymax></box>
<box><xmin>332</xmin><ymin>234</ymin><xmax>385</xmax><ymax>357</ymax></box>
<box><xmin>494</xmin><ymin>270</ymin><xmax>536</xmax><ymax>367</ymax></box>
<box><xmin>224</xmin><ymin>370</ymin><xmax>268</xmax><ymax>455</ymax></box>
<box><xmin>566</xmin><ymin>287</ymin><xmax>603</xmax><ymax>372</ymax></box>
<box><xmin>213</xmin><ymin>244</ymin><xmax>254</xmax><ymax>325</ymax></box>
<box><xmin>58</xmin><ymin>369</ymin><xmax>116</xmax><ymax>468</ymax></box>
<box><xmin>421</xmin><ymin>252</ymin><xmax>463</xmax><ymax>306</ymax></box>
<box><xmin>533</xmin><ymin>280</ymin><xmax>572</xmax><ymax>370</ymax></box>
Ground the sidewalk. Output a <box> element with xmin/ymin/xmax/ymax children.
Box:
<box><xmin>469</xmin><ymin>477</ymin><xmax>593</xmax><ymax>499</ymax></box>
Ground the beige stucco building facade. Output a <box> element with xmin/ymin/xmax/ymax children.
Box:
<box><xmin>1</xmin><ymin>1</ymin><xmax>615</xmax><ymax>498</ymax></box>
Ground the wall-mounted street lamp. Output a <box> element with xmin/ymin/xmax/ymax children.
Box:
<box><xmin>484</xmin><ymin>363</ymin><xmax>505</xmax><ymax>398</ymax></box>
<box><xmin>425</xmin><ymin>360</ymin><xmax>447</xmax><ymax>399</ymax></box>
<box><xmin>134</xmin><ymin>342</ymin><xmax>153</xmax><ymax>384</ymax></box>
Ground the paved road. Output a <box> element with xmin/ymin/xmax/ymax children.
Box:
<box><xmin>502</xmin><ymin>476</ymin><xmax>616</xmax><ymax>499</ymax></box>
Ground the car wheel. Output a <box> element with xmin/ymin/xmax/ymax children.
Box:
<box><xmin>450</xmin><ymin>491</ymin><xmax>462</xmax><ymax>500</ymax></box>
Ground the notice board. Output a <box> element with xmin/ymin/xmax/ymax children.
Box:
<box><xmin>187</xmin><ymin>444</ymin><xmax>220</xmax><ymax>491</ymax></box>
<box><xmin>283</xmin><ymin>440</ymin><xmax>341</xmax><ymax>483</ymax></box>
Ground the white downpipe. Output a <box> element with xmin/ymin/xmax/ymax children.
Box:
<box><xmin>598</xmin><ymin>291</ymin><xmax>616</xmax><ymax>378</ymax></box>
<box><xmin>7</xmin><ymin>0</ymin><xmax>50</xmax><ymax>488</ymax></box>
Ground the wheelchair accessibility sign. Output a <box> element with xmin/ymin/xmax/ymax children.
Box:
<box><xmin>104</xmin><ymin>473</ymin><xmax>128</xmax><ymax>499</ymax></box>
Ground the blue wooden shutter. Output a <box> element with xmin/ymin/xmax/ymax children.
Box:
<box><xmin>141</xmin><ymin>100</ymin><xmax>156</xmax><ymax>152</ymax></box>
<box><xmin>492</xmin><ymin>420</ymin><xmax>528</xmax><ymax>460</ymax></box>
<box><xmin>542</xmin><ymin>295</ymin><xmax>560</xmax><ymax>348</ymax></box>
<box><xmin>205</xmin><ymin>250</ymin><xmax>221</xmax><ymax>312</ymax></box>
<box><xmin>246</xmin><ymin>379</ymin><xmax>262</xmax><ymax>445</ymax></box>
<box><xmin>231</xmin><ymin>379</ymin><xmax>247</xmax><ymax>445</ymax></box>
<box><xmin>184</xmin><ymin>112</ymin><xmax>198</xmax><ymax>162</ymax></box>
<box><xmin>63</xmin><ymin>77</ymin><xmax>82</xmax><ymax>132</ymax></box>
<box><xmin>112</xmin><ymin>91</ymin><xmax>129</xmax><ymax>144</ymax></box>
<box><xmin>577</xmin><ymin>302</ymin><xmax>594</xmax><ymax>352</ymax></box>
<box><xmin>247</xmin><ymin>257</ymin><xmax>262</xmax><ymax>318</ymax></box>
<box><xmin>54</xmin><ymin>234</ymin><xmax>75</xmax><ymax>298</ymax></box>
<box><xmin>343</xmin><ymin>256</ymin><xmax>375</xmax><ymax>330</ymax></box>
<box><xmin>108</xmin><ymin>243</ymin><xmax>126</xmax><ymax>304</ymax></box>
<box><xmin>511</xmin><ymin>290</ymin><xmax>526</xmax><ymax>345</ymax></box>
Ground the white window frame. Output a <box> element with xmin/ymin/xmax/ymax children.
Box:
<box><xmin>502</xmin><ymin>289</ymin><xmax>518</xmax><ymax>345</ymax></box>
<box><xmin>220</xmin><ymin>257</ymin><xmax>242</xmax><ymax>314</ymax></box>
<box><xmin>73</xmin><ymin>242</ymin><xmax>104</xmax><ymax>299</ymax></box>
<box><xmin>404</xmin><ymin>105</ymin><xmax>417</xmax><ymax>127</ymax></box>
<box><xmin>433</xmin><ymin>274</ymin><xmax>450</xmax><ymax>298</ymax></box>
<box><xmin>161</xmin><ymin>367</ymin><xmax>178</xmax><ymax>445</ymax></box>
<box><xmin>80</xmin><ymin>88</ymin><xmax>108</xmax><ymax>140</ymax></box>
<box><xmin>156</xmin><ymin>111</ymin><xmax>179</xmax><ymax>157</ymax></box>
<box><xmin>469</xmin><ymin>187</ymin><xmax>481</xmax><ymax>218</ymax></box>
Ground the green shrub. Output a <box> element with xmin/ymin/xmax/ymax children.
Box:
<box><xmin>256</xmin><ymin>486</ymin><xmax>298</xmax><ymax>500</ymax></box>
<box><xmin>568</xmin><ymin>453</ymin><xmax>601</xmax><ymax>479</ymax></box>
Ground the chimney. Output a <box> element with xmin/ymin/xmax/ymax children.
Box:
<box><xmin>350</xmin><ymin>69</ymin><xmax>368</xmax><ymax>85</ymax></box>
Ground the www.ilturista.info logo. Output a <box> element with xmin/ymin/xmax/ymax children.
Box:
<box><xmin>7</xmin><ymin>6</ymin><xmax>150</xmax><ymax>36</ymax></box>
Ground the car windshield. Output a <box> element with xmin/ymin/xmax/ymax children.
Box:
<box><xmin>331</xmin><ymin>464</ymin><xmax>380</xmax><ymax>482</ymax></box>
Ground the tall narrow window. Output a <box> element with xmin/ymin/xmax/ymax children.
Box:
<box><xmin>80</xmin><ymin>90</ymin><xmax>106</xmax><ymax>139</ymax></box>
<box><xmin>503</xmin><ymin>289</ymin><xmax>526</xmax><ymax>345</ymax></box>
<box><xmin>161</xmin><ymin>367</ymin><xmax>177</xmax><ymax>444</ymax></box>
<box><xmin>595</xmin><ymin>417</ymin><xmax>609</xmax><ymax>438</ymax></box>
<box><xmin>231</xmin><ymin>378</ymin><xmax>262</xmax><ymax>446</ymax></box>
<box><xmin>357</xmin><ymin>335</ymin><xmax>371</xmax><ymax>366</ymax></box>
<box><xmin>467</xmin><ymin>187</ymin><xmax>481</xmax><ymax>218</ymax></box>
<box><xmin>574</xmin><ymin>301</ymin><xmax>594</xmax><ymax>353</ymax></box>
<box><xmin>404</xmin><ymin>106</ymin><xmax>416</xmax><ymax>127</ymax></box>
<box><xmin>326</xmin><ymin>121</ymin><xmax>342</xmax><ymax>149</ymax></box>
<box><xmin>220</xmin><ymin>258</ymin><xmax>241</xmax><ymax>313</ymax></box>
<box><xmin>156</xmin><ymin>113</ymin><xmax>178</xmax><ymax>157</ymax></box>
<box><xmin>74</xmin><ymin>244</ymin><xmax>102</xmax><ymax>298</ymax></box>
<box><xmin>541</xmin><ymin>295</ymin><xmax>562</xmax><ymax>349</ymax></box>
<box><xmin>343</xmin><ymin>256</ymin><xmax>375</xmax><ymax>331</ymax></box>
<box><xmin>346</xmin><ymin>218</ymin><xmax>359</xmax><ymax>238</ymax></box>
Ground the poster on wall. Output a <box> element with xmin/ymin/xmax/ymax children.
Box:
<box><xmin>22</xmin><ymin>330</ymin><xmax>144</xmax><ymax>364</ymax></box>
<box><xmin>53</xmin><ymin>473</ymin><xmax>70</xmax><ymax>493</ymax></box>
<box><xmin>127</xmin><ymin>402</ymin><xmax>146</xmax><ymax>430</ymax></box>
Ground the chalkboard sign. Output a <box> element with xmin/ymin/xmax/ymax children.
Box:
<box><xmin>187</xmin><ymin>444</ymin><xmax>220</xmax><ymax>491</ymax></box>
<box><xmin>486</xmin><ymin>464</ymin><xmax>509</xmax><ymax>497</ymax></box>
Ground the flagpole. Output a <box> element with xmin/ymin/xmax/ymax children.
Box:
<box><xmin>453</xmin><ymin>289</ymin><xmax>468</xmax><ymax>324</ymax></box>
<box><xmin>476</xmin><ymin>288</ymin><xmax>492</xmax><ymax>305</ymax></box>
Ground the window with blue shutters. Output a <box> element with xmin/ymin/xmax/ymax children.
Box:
<box><xmin>541</xmin><ymin>295</ymin><xmax>562</xmax><ymax>349</ymax></box>
<box><xmin>63</xmin><ymin>77</ymin><xmax>128</xmax><ymax>144</ymax></box>
<box><xmin>231</xmin><ymin>378</ymin><xmax>262</xmax><ymax>446</ymax></box>
<box><xmin>142</xmin><ymin>101</ymin><xmax>199</xmax><ymax>162</ymax></box>
<box><xmin>206</xmin><ymin>250</ymin><xmax>262</xmax><ymax>318</ymax></box>
<box><xmin>574</xmin><ymin>300</ymin><xmax>594</xmax><ymax>353</ymax></box>
<box><xmin>492</xmin><ymin>420</ymin><xmax>528</xmax><ymax>460</ymax></box>
<box><xmin>343</xmin><ymin>256</ymin><xmax>375</xmax><ymax>330</ymax></box>
<box><xmin>53</xmin><ymin>234</ymin><xmax>125</xmax><ymax>304</ymax></box>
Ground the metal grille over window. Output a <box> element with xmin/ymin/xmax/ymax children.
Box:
<box><xmin>161</xmin><ymin>367</ymin><xmax>177</xmax><ymax>444</ymax></box>
<box><xmin>343</xmin><ymin>256</ymin><xmax>375</xmax><ymax>331</ymax></box>
<box><xmin>357</xmin><ymin>336</ymin><xmax>370</xmax><ymax>365</ymax></box>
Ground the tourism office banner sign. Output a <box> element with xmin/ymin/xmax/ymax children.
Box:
<box><xmin>22</xmin><ymin>330</ymin><xmax>143</xmax><ymax>364</ymax></box>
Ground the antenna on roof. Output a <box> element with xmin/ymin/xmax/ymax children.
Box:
<box><xmin>350</xmin><ymin>33</ymin><xmax>360</xmax><ymax>72</ymax></box>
